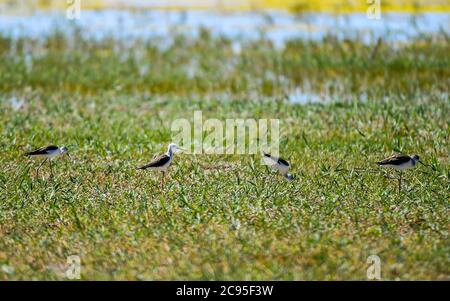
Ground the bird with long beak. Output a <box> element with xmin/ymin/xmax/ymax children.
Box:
<box><xmin>25</xmin><ymin>145</ymin><xmax>70</xmax><ymax>177</ymax></box>
<box><xmin>137</xmin><ymin>143</ymin><xmax>185</xmax><ymax>189</ymax></box>
<box><xmin>263</xmin><ymin>152</ymin><xmax>293</xmax><ymax>180</ymax></box>
<box><xmin>377</xmin><ymin>154</ymin><xmax>424</xmax><ymax>192</ymax></box>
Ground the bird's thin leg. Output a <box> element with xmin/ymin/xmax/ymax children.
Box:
<box><xmin>161</xmin><ymin>172</ymin><xmax>165</xmax><ymax>190</ymax></box>
<box><xmin>398</xmin><ymin>171</ymin><xmax>402</xmax><ymax>193</ymax></box>
<box><xmin>49</xmin><ymin>159</ymin><xmax>54</xmax><ymax>178</ymax></box>
<box><xmin>36</xmin><ymin>158</ymin><xmax>48</xmax><ymax>177</ymax></box>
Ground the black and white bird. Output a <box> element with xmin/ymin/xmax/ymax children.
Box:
<box><xmin>263</xmin><ymin>152</ymin><xmax>293</xmax><ymax>180</ymax></box>
<box><xmin>377</xmin><ymin>154</ymin><xmax>422</xmax><ymax>170</ymax></box>
<box><xmin>25</xmin><ymin>145</ymin><xmax>70</xmax><ymax>177</ymax></box>
<box><xmin>377</xmin><ymin>154</ymin><xmax>423</xmax><ymax>192</ymax></box>
<box><xmin>137</xmin><ymin>143</ymin><xmax>184</xmax><ymax>189</ymax></box>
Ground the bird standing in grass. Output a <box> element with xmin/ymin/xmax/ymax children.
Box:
<box><xmin>377</xmin><ymin>153</ymin><xmax>423</xmax><ymax>192</ymax></box>
<box><xmin>137</xmin><ymin>143</ymin><xmax>184</xmax><ymax>189</ymax></box>
<box><xmin>25</xmin><ymin>145</ymin><xmax>70</xmax><ymax>177</ymax></box>
<box><xmin>263</xmin><ymin>152</ymin><xmax>293</xmax><ymax>180</ymax></box>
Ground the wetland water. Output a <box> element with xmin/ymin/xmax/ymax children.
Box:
<box><xmin>0</xmin><ymin>10</ymin><xmax>449</xmax><ymax>46</ymax></box>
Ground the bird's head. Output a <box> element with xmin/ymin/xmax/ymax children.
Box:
<box><xmin>411</xmin><ymin>154</ymin><xmax>425</xmax><ymax>166</ymax></box>
<box><xmin>60</xmin><ymin>146</ymin><xmax>71</xmax><ymax>159</ymax></box>
<box><xmin>411</xmin><ymin>154</ymin><xmax>420</xmax><ymax>163</ymax></box>
<box><xmin>284</xmin><ymin>173</ymin><xmax>294</xmax><ymax>181</ymax></box>
<box><xmin>168</xmin><ymin>143</ymin><xmax>185</xmax><ymax>154</ymax></box>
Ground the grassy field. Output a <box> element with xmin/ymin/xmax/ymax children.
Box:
<box><xmin>0</xmin><ymin>31</ymin><xmax>449</xmax><ymax>280</ymax></box>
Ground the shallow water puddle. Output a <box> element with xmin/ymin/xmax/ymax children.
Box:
<box><xmin>0</xmin><ymin>10</ymin><xmax>448</xmax><ymax>46</ymax></box>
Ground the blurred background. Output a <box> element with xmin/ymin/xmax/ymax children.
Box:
<box><xmin>1</xmin><ymin>0</ymin><xmax>449</xmax><ymax>46</ymax></box>
<box><xmin>0</xmin><ymin>0</ymin><xmax>449</xmax><ymax>98</ymax></box>
<box><xmin>1</xmin><ymin>0</ymin><xmax>450</xmax><ymax>11</ymax></box>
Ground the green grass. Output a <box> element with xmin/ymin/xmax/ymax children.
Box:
<box><xmin>0</xmin><ymin>31</ymin><xmax>448</xmax><ymax>280</ymax></box>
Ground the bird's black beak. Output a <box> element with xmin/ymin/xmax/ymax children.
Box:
<box><xmin>66</xmin><ymin>153</ymin><xmax>72</xmax><ymax>160</ymax></box>
<box><xmin>419</xmin><ymin>160</ymin><xmax>426</xmax><ymax>166</ymax></box>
